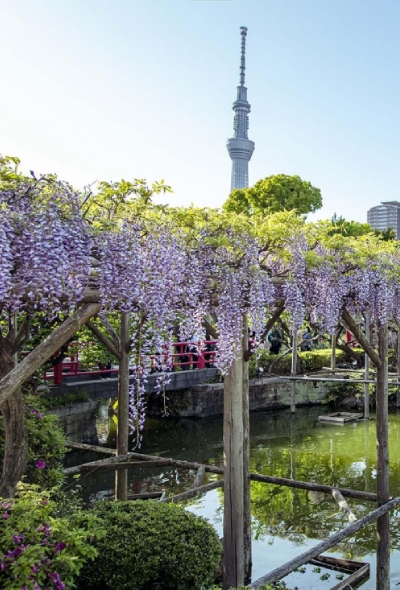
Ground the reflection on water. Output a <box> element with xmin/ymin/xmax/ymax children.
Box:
<box><xmin>65</xmin><ymin>405</ymin><xmax>400</xmax><ymax>588</ymax></box>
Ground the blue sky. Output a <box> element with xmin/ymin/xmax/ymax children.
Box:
<box><xmin>2</xmin><ymin>0</ymin><xmax>400</xmax><ymax>223</ymax></box>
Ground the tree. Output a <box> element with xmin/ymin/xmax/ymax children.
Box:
<box><xmin>223</xmin><ymin>174</ymin><xmax>322</xmax><ymax>217</ymax></box>
<box><xmin>326</xmin><ymin>214</ymin><xmax>396</xmax><ymax>241</ymax></box>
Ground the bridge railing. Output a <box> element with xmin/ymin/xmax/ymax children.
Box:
<box><xmin>43</xmin><ymin>341</ymin><xmax>218</xmax><ymax>385</ymax></box>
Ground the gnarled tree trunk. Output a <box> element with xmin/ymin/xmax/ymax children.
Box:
<box><xmin>0</xmin><ymin>343</ymin><xmax>28</xmax><ymax>498</ymax></box>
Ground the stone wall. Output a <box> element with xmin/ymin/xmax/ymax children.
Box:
<box><xmin>50</xmin><ymin>401</ymin><xmax>99</xmax><ymax>444</ymax></box>
<box><xmin>147</xmin><ymin>377</ymin><xmax>331</xmax><ymax>418</ymax></box>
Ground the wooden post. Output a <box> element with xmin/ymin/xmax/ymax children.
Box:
<box><xmin>290</xmin><ymin>323</ymin><xmax>297</xmax><ymax>413</ymax></box>
<box><xmin>364</xmin><ymin>318</ymin><xmax>370</xmax><ymax>418</ymax></box>
<box><xmin>223</xmin><ymin>330</ymin><xmax>244</xmax><ymax>589</ymax></box>
<box><xmin>376</xmin><ymin>322</ymin><xmax>390</xmax><ymax>590</ymax></box>
<box><xmin>331</xmin><ymin>334</ymin><xmax>336</xmax><ymax>372</ymax></box>
<box><xmin>242</xmin><ymin>315</ymin><xmax>252</xmax><ymax>583</ymax></box>
<box><xmin>115</xmin><ymin>311</ymin><xmax>130</xmax><ymax>501</ymax></box>
<box><xmin>397</xmin><ymin>324</ymin><xmax>400</xmax><ymax>408</ymax></box>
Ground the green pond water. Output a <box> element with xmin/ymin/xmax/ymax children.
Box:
<box><xmin>66</xmin><ymin>405</ymin><xmax>400</xmax><ymax>589</ymax></box>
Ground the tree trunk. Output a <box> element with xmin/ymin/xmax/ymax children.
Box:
<box><xmin>376</xmin><ymin>322</ymin><xmax>390</xmax><ymax>590</ymax></box>
<box><xmin>0</xmin><ymin>344</ymin><xmax>28</xmax><ymax>498</ymax></box>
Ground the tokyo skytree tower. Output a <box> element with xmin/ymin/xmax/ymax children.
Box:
<box><xmin>227</xmin><ymin>27</ymin><xmax>255</xmax><ymax>191</ymax></box>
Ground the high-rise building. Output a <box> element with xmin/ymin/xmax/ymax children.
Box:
<box><xmin>226</xmin><ymin>27</ymin><xmax>255</xmax><ymax>191</ymax></box>
<box><xmin>367</xmin><ymin>201</ymin><xmax>400</xmax><ymax>238</ymax></box>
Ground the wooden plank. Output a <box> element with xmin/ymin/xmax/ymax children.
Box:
<box><xmin>318</xmin><ymin>412</ymin><xmax>363</xmax><ymax>424</ymax></box>
<box><xmin>248</xmin><ymin>497</ymin><xmax>400</xmax><ymax>588</ymax></box>
<box><xmin>310</xmin><ymin>554</ymin><xmax>367</xmax><ymax>573</ymax></box>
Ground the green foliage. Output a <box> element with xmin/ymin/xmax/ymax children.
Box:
<box><xmin>223</xmin><ymin>174</ymin><xmax>322</xmax><ymax>217</ymax></box>
<box><xmin>24</xmin><ymin>396</ymin><xmax>67</xmax><ymax>489</ymax></box>
<box><xmin>249</xmin><ymin>348</ymin><xmax>347</xmax><ymax>378</ymax></box>
<box><xmin>0</xmin><ymin>395</ymin><xmax>67</xmax><ymax>490</ymax></box>
<box><xmin>77</xmin><ymin>318</ymin><xmax>119</xmax><ymax>368</ymax></box>
<box><xmin>299</xmin><ymin>349</ymin><xmax>346</xmax><ymax>372</ymax></box>
<box><xmin>325</xmin><ymin>379</ymin><xmax>367</xmax><ymax>407</ymax></box>
<box><xmin>81</xmin><ymin>178</ymin><xmax>172</xmax><ymax>232</ymax></box>
<box><xmin>0</xmin><ymin>483</ymin><xmax>105</xmax><ymax>590</ymax></box>
<box><xmin>0</xmin><ymin>154</ymin><xmax>23</xmax><ymax>188</ymax></box>
<box><xmin>41</xmin><ymin>390</ymin><xmax>90</xmax><ymax>410</ymax></box>
<box><xmin>77</xmin><ymin>500</ymin><xmax>222</xmax><ymax>590</ymax></box>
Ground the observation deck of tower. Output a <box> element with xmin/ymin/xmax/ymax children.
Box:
<box><xmin>226</xmin><ymin>26</ymin><xmax>255</xmax><ymax>191</ymax></box>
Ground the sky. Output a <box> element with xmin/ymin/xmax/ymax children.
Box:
<box><xmin>2</xmin><ymin>0</ymin><xmax>400</xmax><ymax>223</ymax></box>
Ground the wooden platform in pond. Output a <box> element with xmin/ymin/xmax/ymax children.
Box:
<box><xmin>310</xmin><ymin>554</ymin><xmax>370</xmax><ymax>589</ymax></box>
<box><xmin>318</xmin><ymin>412</ymin><xmax>363</xmax><ymax>424</ymax></box>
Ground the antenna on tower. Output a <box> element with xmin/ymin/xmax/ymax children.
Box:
<box><xmin>239</xmin><ymin>26</ymin><xmax>247</xmax><ymax>86</ymax></box>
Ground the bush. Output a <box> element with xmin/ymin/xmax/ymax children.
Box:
<box><xmin>0</xmin><ymin>483</ymin><xmax>105</xmax><ymax>590</ymax></box>
<box><xmin>41</xmin><ymin>390</ymin><xmax>90</xmax><ymax>410</ymax></box>
<box><xmin>0</xmin><ymin>395</ymin><xmax>67</xmax><ymax>490</ymax></box>
<box><xmin>77</xmin><ymin>500</ymin><xmax>222</xmax><ymax>590</ymax></box>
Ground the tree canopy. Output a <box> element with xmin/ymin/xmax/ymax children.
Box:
<box><xmin>223</xmin><ymin>174</ymin><xmax>323</xmax><ymax>217</ymax></box>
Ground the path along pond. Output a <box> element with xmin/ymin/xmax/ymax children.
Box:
<box><xmin>65</xmin><ymin>405</ymin><xmax>400</xmax><ymax>589</ymax></box>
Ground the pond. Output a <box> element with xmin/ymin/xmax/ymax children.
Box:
<box><xmin>65</xmin><ymin>405</ymin><xmax>400</xmax><ymax>589</ymax></box>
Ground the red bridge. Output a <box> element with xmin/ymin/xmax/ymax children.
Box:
<box><xmin>44</xmin><ymin>341</ymin><xmax>218</xmax><ymax>386</ymax></box>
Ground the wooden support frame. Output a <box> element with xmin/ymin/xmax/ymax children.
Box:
<box><xmin>0</xmin><ymin>303</ymin><xmax>101</xmax><ymax>405</ymax></box>
<box><xmin>64</xmin><ymin>451</ymin><xmax>378</xmax><ymax>502</ymax></box>
<box><xmin>115</xmin><ymin>311</ymin><xmax>130</xmax><ymax>501</ymax></box>
<box><xmin>309</xmin><ymin>555</ymin><xmax>369</xmax><ymax>590</ymax></box>
<box><xmin>248</xmin><ymin>497</ymin><xmax>400</xmax><ymax>588</ymax></box>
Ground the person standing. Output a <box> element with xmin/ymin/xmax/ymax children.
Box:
<box><xmin>268</xmin><ymin>325</ymin><xmax>283</xmax><ymax>355</ymax></box>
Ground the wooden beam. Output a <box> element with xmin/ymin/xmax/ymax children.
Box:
<box><xmin>342</xmin><ymin>309</ymin><xmax>381</xmax><ymax>368</ymax></box>
<box><xmin>249</xmin><ymin>497</ymin><xmax>400</xmax><ymax>588</ymax></box>
<box><xmin>161</xmin><ymin>480</ymin><xmax>223</xmax><ymax>503</ymax></box>
<box><xmin>86</xmin><ymin>321</ymin><xmax>121</xmax><ymax>360</ymax></box>
<box><xmin>64</xmin><ymin>452</ymin><xmax>378</xmax><ymax>501</ymax></box>
<box><xmin>249</xmin><ymin>473</ymin><xmax>377</xmax><ymax>502</ymax></box>
<box><xmin>0</xmin><ymin>303</ymin><xmax>101</xmax><ymax>406</ymax></box>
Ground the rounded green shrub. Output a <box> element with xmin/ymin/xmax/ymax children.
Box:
<box><xmin>77</xmin><ymin>500</ymin><xmax>222</xmax><ymax>590</ymax></box>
